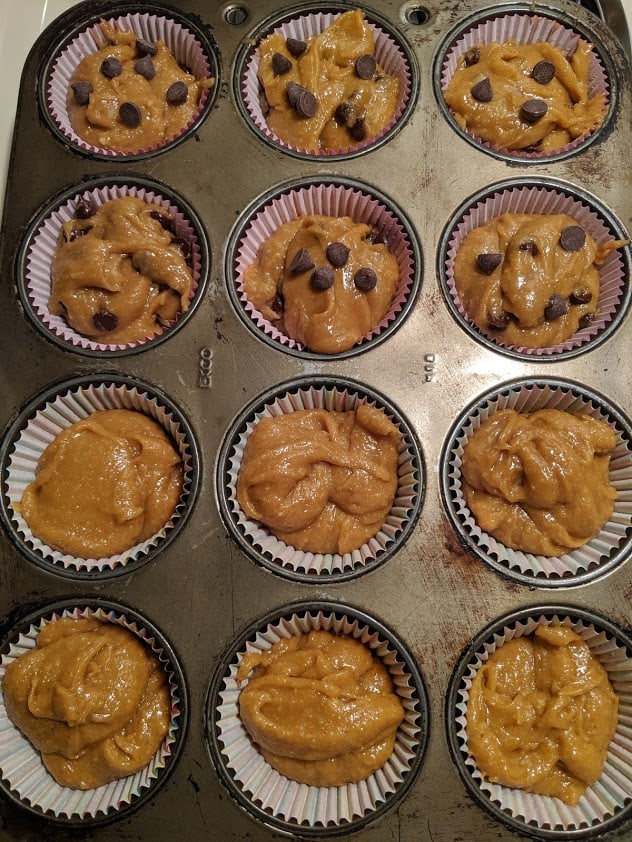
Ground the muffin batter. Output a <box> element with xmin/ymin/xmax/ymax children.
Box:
<box><xmin>443</xmin><ymin>39</ymin><xmax>605</xmax><ymax>153</ymax></box>
<box><xmin>257</xmin><ymin>9</ymin><xmax>400</xmax><ymax>152</ymax></box>
<box><xmin>237</xmin><ymin>630</ymin><xmax>405</xmax><ymax>786</ymax></box>
<box><xmin>50</xmin><ymin>196</ymin><xmax>194</xmax><ymax>344</ymax></box>
<box><xmin>236</xmin><ymin>405</ymin><xmax>400</xmax><ymax>554</ymax></box>
<box><xmin>467</xmin><ymin>624</ymin><xmax>618</xmax><ymax>805</ymax></box>
<box><xmin>3</xmin><ymin>616</ymin><xmax>171</xmax><ymax>790</ymax></box>
<box><xmin>18</xmin><ymin>409</ymin><xmax>183</xmax><ymax>558</ymax></box>
<box><xmin>243</xmin><ymin>214</ymin><xmax>399</xmax><ymax>353</ymax></box>
<box><xmin>461</xmin><ymin>408</ymin><xmax>617</xmax><ymax>556</ymax></box>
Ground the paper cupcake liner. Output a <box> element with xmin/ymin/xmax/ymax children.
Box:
<box><xmin>44</xmin><ymin>8</ymin><xmax>217</xmax><ymax>159</ymax></box>
<box><xmin>239</xmin><ymin>6</ymin><xmax>414</xmax><ymax>159</ymax></box>
<box><xmin>230</xmin><ymin>178</ymin><xmax>419</xmax><ymax>359</ymax></box>
<box><xmin>447</xmin><ymin>606</ymin><xmax>632</xmax><ymax>838</ymax></box>
<box><xmin>438</xmin><ymin>11</ymin><xmax>611</xmax><ymax>161</ymax></box>
<box><xmin>0</xmin><ymin>375</ymin><xmax>198</xmax><ymax>577</ymax></box>
<box><xmin>442</xmin><ymin>179</ymin><xmax>630</xmax><ymax>358</ymax></box>
<box><xmin>216</xmin><ymin>376</ymin><xmax>423</xmax><ymax>582</ymax></box>
<box><xmin>19</xmin><ymin>178</ymin><xmax>208</xmax><ymax>355</ymax></box>
<box><xmin>440</xmin><ymin>377</ymin><xmax>632</xmax><ymax>586</ymax></box>
<box><xmin>0</xmin><ymin>601</ymin><xmax>186</xmax><ymax>823</ymax></box>
<box><xmin>208</xmin><ymin>601</ymin><xmax>428</xmax><ymax>833</ymax></box>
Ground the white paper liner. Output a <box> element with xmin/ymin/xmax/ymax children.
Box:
<box><xmin>444</xmin><ymin>184</ymin><xmax>629</xmax><ymax>356</ymax></box>
<box><xmin>454</xmin><ymin>612</ymin><xmax>632</xmax><ymax>831</ymax></box>
<box><xmin>216</xmin><ymin>608</ymin><xmax>422</xmax><ymax>827</ymax></box>
<box><xmin>440</xmin><ymin>13</ymin><xmax>610</xmax><ymax>159</ymax></box>
<box><xmin>242</xmin><ymin>10</ymin><xmax>412</xmax><ymax>157</ymax></box>
<box><xmin>23</xmin><ymin>183</ymin><xmax>204</xmax><ymax>352</ymax></box>
<box><xmin>3</xmin><ymin>381</ymin><xmax>195</xmax><ymax>572</ymax></box>
<box><xmin>224</xmin><ymin>382</ymin><xmax>420</xmax><ymax>576</ymax></box>
<box><xmin>445</xmin><ymin>382</ymin><xmax>632</xmax><ymax>580</ymax></box>
<box><xmin>46</xmin><ymin>12</ymin><xmax>214</xmax><ymax>157</ymax></box>
<box><xmin>234</xmin><ymin>182</ymin><xmax>416</xmax><ymax>354</ymax></box>
<box><xmin>0</xmin><ymin>605</ymin><xmax>181</xmax><ymax>820</ymax></box>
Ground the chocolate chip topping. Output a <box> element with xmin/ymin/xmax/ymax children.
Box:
<box><xmin>349</xmin><ymin>118</ymin><xmax>366</xmax><ymax>142</ymax></box>
<box><xmin>471</xmin><ymin>78</ymin><xmax>493</xmax><ymax>102</ymax></box>
<box><xmin>70</xmin><ymin>80</ymin><xmax>92</xmax><ymax>106</ymax></box>
<box><xmin>335</xmin><ymin>101</ymin><xmax>354</xmax><ymax>124</ymax></box>
<box><xmin>171</xmin><ymin>236</ymin><xmax>191</xmax><ymax>260</ymax></box>
<box><xmin>166</xmin><ymin>81</ymin><xmax>188</xmax><ymax>105</ymax></box>
<box><xmin>271</xmin><ymin>52</ymin><xmax>292</xmax><ymax>76</ymax></box>
<box><xmin>487</xmin><ymin>310</ymin><xmax>513</xmax><ymax>329</ymax></box>
<box><xmin>354</xmin><ymin>267</ymin><xmax>377</xmax><ymax>291</ymax></box>
<box><xmin>476</xmin><ymin>253</ymin><xmax>502</xmax><ymax>275</ymax></box>
<box><xmin>365</xmin><ymin>227</ymin><xmax>385</xmax><ymax>245</ymax></box>
<box><xmin>286</xmin><ymin>81</ymin><xmax>302</xmax><ymax>108</ymax></box>
<box><xmin>92</xmin><ymin>309</ymin><xmax>119</xmax><ymax>332</ymax></box>
<box><xmin>579</xmin><ymin>313</ymin><xmax>594</xmax><ymax>329</ymax></box>
<box><xmin>311</xmin><ymin>266</ymin><xmax>335</xmax><ymax>291</ymax></box>
<box><xmin>75</xmin><ymin>196</ymin><xmax>97</xmax><ymax>219</ymax></box>
<box><xmin>326</xmin><ymin>242</ymin><xmax>350</xmax><ymax>267</ymax></box>
<box><xmin>290</xmin><ymin>248</ymin><xmax>315</xmax><ymax>274</ymax></box>
<box><xmin>119</xmin><ymin>101</ymin><xmax>142</xmax><ymax>128</ymax></box>
<box><xmin>134</xmin><ymin>53</ymin><xmax>156</xmax><ymax>80</ymax></box>
<box><xmin>286</xmin><ymin>37</ymin><xmax>307</xmax><ymax>58</ymax></box>
<box><xmin>559</xmin><ymin>225</ymin><xmax>586</xmax><ymax>252</ymax></box>
<box><xmin>271</xmin><ymin>293</ymin><xmax>284</xmax><ymax>315</ymax></box>
<box><xmin>519</xmin><ymin>240</ymin><xmax>538</xmax><ymax>256</ymax></box>
<box><xmin>521</xmin><ymin>98</ymin><xmax>548</xmax><ymax>122</ymax></box>
<box><xmin>532</xmin><ymin>60</ymin><xmax>556</xmax><ymax>85</ymax></box>
<box><xmin>67</xmin><ymin>227</ymin><xmax>89</xmax><ymax>243</ymax></box>
<box><xmin>136</xmin><ymin>38</ymin><xmax>157</xmax><ymax>57</ymax></box>
<box><xmin>295</xmin><ymin>89</ymin><xmax>317</xmax><ymax>118</ymax></box>
<box><xmin>100</xmin><ymin>56</ymin><xmax>123</xmax><ymax>79</ymax></box>
<box><xmin>463</xmin><ymin>47</ymin><xmax>481</xmax><ymax>67</ymax></box>
<box><xmin>570</xmin><ymin>288</ymin><xmax>593</xmax><ymax>305</ymax></box>
<box><xmin>150</xmin><ymin>210</ymin><xmax>176</xmax><ymax>233</ymax></box>
<box><xmin>355</xmin><ymin>54</ymin><xmax>377</xmax><ymax>80</ymax></box>
<box><xmin>544</xmin><ymin>294</ymin><xmax>569</xmax><ymax>321</ymax></box>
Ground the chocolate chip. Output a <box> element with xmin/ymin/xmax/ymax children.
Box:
<box><xmin>150</xmin><ymin>210</ymin><xmax>176</xmax><ymax>233</ymax></box>
<box><xmin>570</xmin><ymin>288</ymin><xmax>592</xmax><ymax>304</ymax></box>
<box><xmin>71</xmin><ymin>80</ymin><xmax>92</xmax><ymax>106</ymax></box>
<box><xmin>290</xmin><ymin>248</ymin><xmax>315</xmax><ymax>274</ymax></box>
<box><xmin>295</xmin><ymin>89</ymin><xmax>317</xmax><ymax>118</ymax></box>
<box><xmin>365</xmin><ymin>228</ymin><xmax>385</xmax><ymax>245</ymax></box>
<box><xmin>354</xmin><ymin>267</ymin><xmax>377</xmax><ymax>291</ymax></box>
<box><xmin>171</xmin><ymin>236</ymin><xmax>191</xmax><ymax>260</ymax></box>
<box><xmin>487</xmin><ymin>310</ymin><xmax>513</xmax><ymax>329</ymax></box>
<box><xmin>532</xmin><ymin>60</ymin><xmax>556</xmax><ymax>84</ymax></box>
<box><xmin>75</xmin><ymin>196</ymin><xmax>97</xmax><ymax>219</ymax></box>
<box><xmin>335</xmin><ymin>101</ymin><xmax>354</xmax><ymax>124</ymax></box>
<box><xmin>519</xmin><ymin>240</ymin><xmax>538</xmax><ymax>256</ymax></box>
<box><xmin>476</xmin><ymin>253</ymin><xmax>502</xmax><ymax>275</ymax></box>
<box><xmin>166</xmin><ymin>81</ymin><xmax>188</xmax><ymax>105</ymax></box>
<box><xmin>521</xmin><ymin>98</ymin><xmax>548</xmax><ymax>122</ymax></box>
<box><xmin>100</xmin><ymin>56</ymin><xmax>122</xmax><ymax>79</ymax></box>
<box><xmin>67</xmin><ymin>226</ymin><xmax>89</xmax><ymax>243</ymax></box>
<box><xmin>311</xmin><ymin>266</ymin><xmax>335</xmax><ymax>290</ymax></box>
<box><xmin>355</xmin><ymin>54</ymin><xmax>377</xmax><ymax>80</ymax></box>
<box><xmin>271</xmin><ymin>293</ymin><xmax>284</xmax><ymax>315</ymax></box>
<box><xmin>471</xmin><ymin>78</ymin><xmax>493</xmax><ymax>102</ymax></box>
<box><xmin>544</xmin><ymin>294</ymin><xmax>569</xmax><ymax>321</ymax></box>
<box><xmin>136</xmin><ymin>38</ymin><xmax>157</xmax><ymax>57</ymax></box>
<box><xmin>134</xmin><ymin>54</ymin><xmax>156</xmax><ymax>80</ymax></box>
<box><xmin>326</xmin><ymin>242</ymin><xmax>350</xmax><ymax>267</ymax></box>
<box><xmin>349</xmin><ymin>117</ymin><xmax>366</xmax><ymax>142</ymax></box>
<box><xmin>579</xmin><ymin>313</ymin><xmax>594</xmax><ymax>329</ymax></box>
<box><xmin>119</xmin><ymin>101</ymin><xmax>141</xmax><ymax>127</ymax></box>
<box><xmin>92</xmin><ymin>309</ymin><xmax>118</xmax><ymax>332</ymax></box>
<box><xmin>271</xmin><ymin>52</ymin><xmax>292</xmax><ymax>76</ymax></box>
<box><xmin>463</xmin><ymin>47</ymin><xmax>480</xmax><ymax>67</ymax></box>
<box><xmin>559</xmin><ymin>225</ymin><xmax>586</xmax><ymax>252</ymax></box>
<box><xmin>286</xmin><ymin>81</ymin><xmax>303</xmax><ymax>108</ymax></box>
<box><xmin>286</xmin><ymin>37</ymin><xmax>307</xmax><ymax>58</ymax></box>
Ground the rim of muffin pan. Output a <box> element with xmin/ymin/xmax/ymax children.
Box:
<box><xmin>0</xmin><ymin>373</ymin><xmax>201</xmax><ymax>581</ymax></box>
<box><xmin>437</xmin><ymin>176</ymin><xmax>631</xmax><ymax>361</ymax></box>
<box><xmin>38</xmin><ymin>2</ymin><xmax>221</xmax><ymax>161</ymax></box>
<box><xmin>16</xmin><ymin>174</ymin><xmax>211</xmax><ymax>358</ymax></box>
<box><xmin>0</xmin><ymin>596</ymin><xmax>188</xmax><ymax>826</ymax></box>
<box><xmin>445</xmin><ymin>603</ymin><xmax>632</xmax><ymax>840</ymax></box>
<box><xmin>205</xmin><ymin>598</ymin><xmax>430</xmax><ymax>837</ymax></box>
<box><xmin>432</xmin><ymin>2</ymin><xmax>619</xmax><ymax>164</ymax></box>
<box><xmin>214</xmin><ymin>374</ymin><xmax>425</xmax><ymax>583</ymax></box>
<box><xmin>232</xmin><ymin>1</ymin><xmax>420</xmax><ymax>161</ymax></box>
<box><xmin>225</xmin><ymin>175</ymin><xmax>423</xmax><ymax>360</ymax></box>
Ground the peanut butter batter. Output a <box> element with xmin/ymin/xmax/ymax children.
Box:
<box><xmin>243</xmin><ymin>214</ymin><xmax>399</xmax><ymax>353</ymax></box>
<box><xmin>257</xmin><ymin>10</ymin><xmax>400</xmax><ymax>152</ymax></box>
<box><xmin>68</xmin><ymin>22</ymin><xmax>214</xmax><ymax>153</ymax></box>
<box><xmin>461</xmin><ymin>408</ymin><xmax>617</xmax><ymax>556</ymax></box>
<box><xmin>467</xmin><ymin>624</ymin><xmax>618</xmax><ymax>805</ymax></box>
<box><xmin>50</xmin><ymin>196</ymin><xmax>193</xmax><ymax>344</ymax></box>
<box><xmin>443</xmin><ymin>40</ymin><xmax>606</xmax><ymax>153</ymax></box>
<box><xmin>18</xmin><ymin>409</ymin><xmax>183</xmax><ymax>558</ymax></box>
<box><xmin>237</xmin><ymin>630</ymin><xmax>405</xmax><ymax>786</ymax></box>
<box><xmin>3</xmin><ymin>616</ymin><xmax>171</xmax><ymax>790</ymax></box>
<box><xmin>454</xmin><ymin>212</ymin><xmax>627</xmax><ymax>348</ymax></box>
<box><xmin>237</xmin><ymin>405</ymin><xmax>400</xmax><ymax>554</ymax></box>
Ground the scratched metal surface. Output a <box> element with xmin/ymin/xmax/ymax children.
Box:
<box><xmin>0</xmin><ymin>0</ymin><xmax>631</xmax><ymax>840</ymax></box>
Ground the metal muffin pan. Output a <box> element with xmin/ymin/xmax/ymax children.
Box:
<box><xmin>0</xmin><ymin>0</ymin><xmax>631</xmax><ymax>840</ymax></box>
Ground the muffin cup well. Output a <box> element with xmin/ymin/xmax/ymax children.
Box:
<box><xmin>18</xmin><ymin>176</ymin><xmax>210</xmax><ymax>356</ymax></box>
<box><xmin>228</xmin><ymin>176</ymin><xmax>421</xmax><ymax>360</ymax></box>
<box><xmin>0</xmin><ymin>375</ymin><xmax>199</xmax><ymax>579</ymax></box>
<box><xmin>446</xmin><ymin>605</ymin><xmax>632</xmax><ymax>839</ymax></box>
<box><xmin>440</xmin><ymin>177</ymin><xmax>630</xmax><ymax>359</ymax></box>
<box><xmin>216</xmin><ymin>375</ymin><xmax>424</xmax><ymax>582</ymax></box>
<box><xmin>206</xmin><ymin>600</ymin><xmax>428</xmax><ymax>835</ymax></box>
<box><xmin>0</xmin><ymin>598</ymin><xmax>187</xmax><ymax>824</ymax></box>
<box><xmin>440</xmin><ymin>377</ymin><xmax>632</xmax><ymax>587</ymax></box>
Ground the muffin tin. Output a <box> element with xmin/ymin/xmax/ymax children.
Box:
<box><xmin>0</xmin><ymin>1</ymin><xmax>631</xmax><ymax>840</ymax></box>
